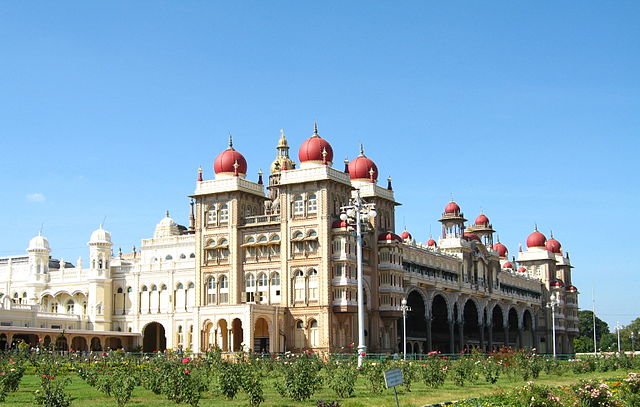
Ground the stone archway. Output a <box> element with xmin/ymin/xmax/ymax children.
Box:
<box><xmin>403</xmin><ymin>290</ymin><xmax>427</xmax><ymax>354</ymax></box>
<box><xmin>491</xmin><ymin>305</ymin><xmax>505</xmax><ymax>351</ymax></box>
<box><xmin>522</xmin><ymin>309</ymin><xmax>535</xmax><ymax>350</ymax></box>
<box><xmin>507</xmin><ymin>307</ymin><xmax>519</xmax><ymax>348</ymax></box>
<box><xmin>463</xmin><ymin>299</ymin><xmax>481</xmax><ymax>351</ymax></box>
<box><xmin>254</xmin><ymin>318</ymin><xmax>270</xmax><ymax>353</ymax></box>
<box><xmin>202</xmin><ymin>320</ymin><xmax>214</xmax><ymax>352</ymax></box>
<box><xmin>431</xmin><ymin>294</ymin><xmax>451</xmax><ymax>353</ymax></box>
<box><xmin>107</xmin><ymin>337</ymin><xmax>122</xmax><ymax>350</ymax></box>
<box><xmin>215</xmin><ymin>319</ymin><xmax>229</xmax><ymax>351</ymax></box>
<box><xmin>71</xmin><ymin>337</ymin><xmax>88</xmax><ymax>352</ymax></box>
<box><xmin>232</xmin><ymin>318</ymin><xmax>243</xmax><ymax>352</ymax></box>
<box><xmin>90</xmin><ymin>337</ymin><xmax>102</xmax><ymax>351</ymax></box>
<box><xmin>143</xmin><ymin>322</ymin><xmax>166</xmax><ymax>353</ymax></box>
<box><xmin>55</xmin><ymin>335</ymin><xmax>68</xmax><ymax>352</ymax></box>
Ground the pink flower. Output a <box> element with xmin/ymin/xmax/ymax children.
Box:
<box><xmin>183</xmin><ymin>369</ymin><xmax>191</xmax><ymax>375</ymax></box>
<box><xmin>181</xmin><ymin>357</ymin><xmax>191</xmax><ymax>364</ymax></box>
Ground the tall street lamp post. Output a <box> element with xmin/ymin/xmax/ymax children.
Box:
<box><xmin>340</xmin><ymin>189</ymin><xmax>376</xmax><ymax>368</ymax></box>
<box><xmin>400</xmin><ymin>298</ymin><xmax>411</xmax><ymax>360</ymax></box>
<box><xmin>616</xmin><ymin>322</ymin><xmax>622</xmax><ymax>354</ymax></box>
<box><xmin>631</xmin><ymin>331</ymin><xmax>636</xmax><ymax>354</ymax></box>
<box><xmin>547</xmin><ymin>293</ymin><xmax>559</xmax><ymax>358</ymax></box>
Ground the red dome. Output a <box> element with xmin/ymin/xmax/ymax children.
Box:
<box><xmin>463</xmin><ymin>232</ymin><xmax>481</xmax><ymax>242</ymax></box>
<box><xmin>444</xmin><ymin>201</ymin><xmax>461</xmax><ymax>214</ymax></box>
<box><xmin>348</xmin><ymin>153</ymin><xmax>378</xmax><ymax>182</ymax></box>
<box><xmin>332</xmin><ymin>219</ymin><xmax>348</xmax><ymax>229</ymax></box>
<box><xmin>493</xmin><ymin>242</ymin><xmax>508</xmax><ymax>258</ymax></box>
<box><xmin>550</xmin><ymin>280</ymin><xmax>564</xmax><ymax>288</ymax></box>
<box><xmin>378</xmin><ymin>232</ymin><xmax>402</xmax><ymax>243</ymax></box>
<box><xmin>546</xmin><ymin>237</ymin><xmax>562</xmax><ymax>253</ymax></box>
<box><xmin>214</xmin><ymin>141</ymin><xmax>247</xmax><ymax>175</ymax></box>
<box><xmin>517</xmin><ymin>266</ymin><xmax>527</xmax><ymax>273</ymax></box>
<box><xmin>566</xmin><ymin>285</ymin><xmax>577</xmax><ymax>292</ymax></box>
<box><xmin>400</xmin><ymin>230</ymin><xmax>412</xmax><ymax>240</ymax></box>
<box><xmin>526</xmin><ymin>230</ymin><xmax>547</xmax><ymax>248</ymax></box>
<box><xmin>427</xmin><ymin>238</ymin><xmax>437</xmax><ymax>247</ymax></box>
<box><xmin>298</xmin><ymin>124</ymin><xmax>333</xmax><ymax>164</ymax></box>
<box><xmin>502</xmin><ymin>261</ymin><xmax>513</xmax><ymax>269</ymax></box>
<box><xmin>475</xmin><ymin>214</ymin><xmax>490</xmax><ymax>226</ymax></box>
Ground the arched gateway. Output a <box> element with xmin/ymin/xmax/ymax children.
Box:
<box><xmin>143</xmin><ymin>322</ymin><xmax>166</xmax><ymax>353</ymax></box>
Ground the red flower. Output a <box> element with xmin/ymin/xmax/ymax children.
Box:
<box><xmin>181</xmin><ymin>357</ymin><xmax>191</xmax><ymax>364</ymax></box>
<box><xmin>183</xmin><ymin>369</ymin><xmax>191</xmax><ymax>375</ymax></box>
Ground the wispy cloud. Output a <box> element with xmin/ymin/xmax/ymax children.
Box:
<box><xmin>26</xmin><ymin>193</ymin><xmax>46</xmax><ymax>203</ymax></box>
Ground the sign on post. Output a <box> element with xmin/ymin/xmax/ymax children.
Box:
<box><xmin>384</xmin><ymin>368</ymin><xmax>404</xmax><ymax>407</ymax></box>
<box><xmin>384</xmin><ymin>368</ymin><xmax>404</xmax><ymax>388</ymax></box>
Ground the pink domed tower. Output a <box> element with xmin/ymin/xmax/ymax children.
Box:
<box><xmin>213</xmin><ymin>135</ymin><xmax>248</xmax><ymax>179</ymax></box>
<box><xmin>298</xmin><ymin>122</ymin><xmax>334</xmax><ymax>169</ymax></box>
<box><xmin>348</xmin><ymin>145</ymin><xmax>378</xmax><ymax>184</ymax></box>
<box><xmin>438</xmin><ymin>199</ymin><xmax>467</xmax><ymax>239</ymax></box>
<box><xmin>466</xmin><ymin>211</ymin><xmax>495</xmax><ymax>248</ymax></box>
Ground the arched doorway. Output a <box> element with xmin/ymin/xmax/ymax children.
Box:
<box><xmin>491</xmin><ymin>305</ymin><xmax>504</xmax><ymax>351</ymax></box>
<box><xmin>431</xmin><ymin>294</ymin><xmax>450</xmax><ymax>353</ymax></box>
<box><xmin>463</xmin><ymin>299</ymin><xmax>480</xmax><ymax>351</ymax></box>
<box><xmin>522</xmin><ymin>309</ymin><xmax>534</xmax><ymax>349</ymax></box>
<box><xmin>254</xmin><ymin>318</ymin><xmax>269</xmax><ymax>353</ymax></box>
<box><xmin>71</xmin><ymin>337</ymin><xmax>88</xmax><ymax>352</ymax></box>
<box><xmin>143</xmin><ymin>322</ymin><xmax>166</xmax><ymax>353</ymax></box>
<box><xmin>216</xmin><ymin>319</ymin><xmax>228</xmax><ymax>351</ymax></box>
<box><xmin>202</xmin><ymin>320</ymin><xmax>214</xmax><ymax>352</ymax></box>
<box><xmin>108</xmin><ymin>337</ymin><xmax>122</xmax><ymax>350</ymax></box>
<box><xmin>55</xmin><ymin>336</ymin><xmax>68</xmax><ymax>352</ymax></box>
<box><xmin>403</xmin><ymin>291</ymin><xmax>426</xmax><ymax>354</ymax></box>
<box><xmin>90</xmin><ymin>337</ymin><xmax>102</xmax><ymax>351</ymax></box>
<box><xmin>43</xmin><ymin>335</ymin><xmax>51</xmax><ymax>349</ymax></box>
<box><xmin>231</xmin><ymin>318</ymin><xmax>243</xmax><ymax>352</ymax></box>
<box><xmin>507</xmin><ymin>308</ymin><xmax>519</xmax><ymax>348</ymax></box>
<box><xmin>0</xmin><ymin>334</ymin><xmax>7</xmax><ymax>350</ymax></box>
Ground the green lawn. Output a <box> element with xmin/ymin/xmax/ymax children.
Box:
<box><xmin>4</xmin><ymin>368</ymin><xmax>635</xmax><ymax>407</ymax></box>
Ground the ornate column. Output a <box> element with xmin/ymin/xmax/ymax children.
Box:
<box><xmin>479</xmin><ymin>318</ymin><xmax>485</xmax><ymax>351</ymax></box>
<box><xmin>457</xmin><ymin>320</ymin><xmax>464</xmax><ymax>352</ymax></box>
<box><xmin>426</xmin><ymin>317</ymin><xmax>432</xmax><ymax>353</ymax></box>
<box><xmin>487</xmin><ymin>321</ymin><xmax>493</xmax><ymax>351</ymax></box>
<box><xmin>448</xmin><ymin>319</ymin><xmax>455</xmax><ymax>353</ymax></box>
<box><xmin>504</xmin><ymin>325</ymin><xmax>509</xmax><ymax>347</ymax></box>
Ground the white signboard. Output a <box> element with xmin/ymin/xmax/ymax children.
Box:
<box><xmin>384</xmin><ymin>368</ymin><xmax>404</xmax><ymax>388</ymax></box>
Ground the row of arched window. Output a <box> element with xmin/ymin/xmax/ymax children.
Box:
<box><xmin>292</xmin><ymin>193</ymin><xmax>317</xmax><ymax>217</ymax></box>
<box><xmin>206</xmin><ymin>203</ymin><xmax>229</xmax><ymax>226</ymax></box>
<box><xmin>292</xmin><ymin>268</ymin><xmax>319</xmax><ymax>303</ymax></box>
<box><xmin>150</xmin><ymin>253</ymin><xmax>196</xmax><ymax>263</ymax></box>
<box><xmin>205</xmin><ymin>275</ymin><xmax>229</xmax><ymax>305</ymax></box>
<box><xmin>243</xmin><ymin>271</ymin><xmax>281</xmax><ymax>303</ymax></box>
<box><xmin>294</xmin><ymin>318</ymin><xmax>319</xmax><ymax>348</ymax></box>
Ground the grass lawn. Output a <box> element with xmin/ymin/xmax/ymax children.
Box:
<box><xmin>3</xmin><ymin>368</ymin><xmax>635</xmax><ymax>407</ymax></box>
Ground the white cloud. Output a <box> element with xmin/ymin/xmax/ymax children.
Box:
<box><xmin>26</xmin><ymin>193</ymin><xmax>46</xmax><ymax>203</ymax></box>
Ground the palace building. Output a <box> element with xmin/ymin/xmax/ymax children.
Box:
<box><xmin>0</xmin><ymin>125</ymin><xmax>579</xmax><ymax>354</ymax></box>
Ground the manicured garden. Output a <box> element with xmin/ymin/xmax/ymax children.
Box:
<box><xmin>1</xmin><ymin>347</ymin><xmax>639</xmax><ymax>406</ymax></box>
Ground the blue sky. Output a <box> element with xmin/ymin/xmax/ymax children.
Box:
<box><xmin>0</xmin><ymin>2</ymin><xmax>638</xmax><ymax>328</ymax></box>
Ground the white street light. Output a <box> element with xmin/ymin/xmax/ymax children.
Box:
<box><xmin>400</xmin><ymin>298</ymin><xmax>411</xmax><ymax>361</ymax></box>
<box><xmin>616</xmin><ymin>322</ymin><xmax>622</xmax><ymax>354</ymax></box>
<box><xmin>340</xmin><ymin>189</ymin><xmax>376</xmax><ymax>368</ymax></box>
<box><xmin>547</xmin><ymin>293</ymin><xmax>560</xmax><ymax>358</ymax></box>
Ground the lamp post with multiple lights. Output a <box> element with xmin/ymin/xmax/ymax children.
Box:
<box><xmin>547</xmin><ymin>293</ymin><xmax>560</xmax><ymax>358</ymax></box>
<box><xmin>400</xmin><ymin>298</ymin><xmax>411</xmax><ymax>360</ymax></box>
<box><xmin>340</xmin><ymin>190</ymin><xmax>376</xmax><ymax>368</ymax></box>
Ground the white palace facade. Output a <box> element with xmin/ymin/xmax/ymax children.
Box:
<box><xmin>0</xmin><ymin>125</ymin><xmax>579</xmax><ymax>355</ymax></box>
